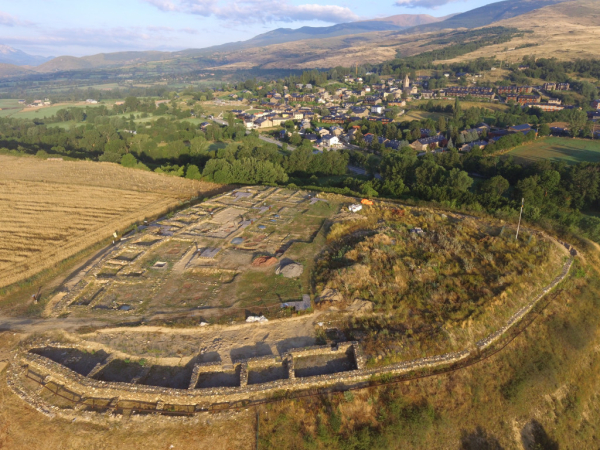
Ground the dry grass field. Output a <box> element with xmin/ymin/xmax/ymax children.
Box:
<box><xmin>441</xmin><ymin>0</ymin><xmax>600</xmax><ymax>64</ymax></box>
<box><xmin>0</xmin><ymin>155</ymin><xmax>228</xmax><ymax>290</ymax></box>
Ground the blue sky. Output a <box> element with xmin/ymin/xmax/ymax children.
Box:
<box><xmin>1</xmin><ymin>0</ymin><xmax>499</xmax><ymax>57</ymax></box>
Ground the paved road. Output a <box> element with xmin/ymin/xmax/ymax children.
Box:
<box><xmin>243</xmin><ymin>130</ymin><xmax>296</xmax><ymax>150</ymax></box>
<box><xmin>348</xmin><ymin>165</ymin><xmax>368</xmax><ymax>176</ymax></box>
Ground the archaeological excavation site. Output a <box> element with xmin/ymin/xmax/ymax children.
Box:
<box><xmin>6</xmin><ymin>186</ymin><xmax>577</xmax><ymax>421</ymax></box>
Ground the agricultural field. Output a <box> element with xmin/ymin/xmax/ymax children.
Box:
<box><xmin>402</xmin><ymin>110</ymin><xmax>449</xmax><ymax>121</ymax></box>
<box><xmin>507</xmin><ymin>137</ymin><xmax>600</xmax><ymax>165</ymax></box>
<box><xmin>0</xmin><ymin>155</ymin><xmax>226</xmax><ymax>291</ymax></box>
<box><xmin>0</xmin><ymin>99</ymin><xmax>25</xmax><ymax>117</ymax></box>
<box><xmin>408</xmin><ymin>99</ymin><xmax>509</xmax><ymax>113</ymax></box>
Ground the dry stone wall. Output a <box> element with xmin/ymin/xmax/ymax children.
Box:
<box><xmin>7</xmin><ymin>250</ymin><xmax>574</xmax><ymax>419</ymax></box>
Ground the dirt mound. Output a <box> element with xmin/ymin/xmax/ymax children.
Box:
<box><xmin>316</xmin><ymin>288</ymin><xmax>342</xmax><ymax>303</ymax></box>
<box><xmin>276</xmin><ymin>262</ymin><xmax>304</xmax><ymax>278</ymax></box>
<box><xmin>252</xmin><ymin>256</ymin><xmax>278</xmax><ymax>267</ymax></box>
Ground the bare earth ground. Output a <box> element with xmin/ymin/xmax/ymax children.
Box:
<box><xmin>81</xmin><ymin>312</ymin><xmax>321</xmax><ymax>364</ymax></box>
<box><xmin>0</xmin><ymin>155</ymin><xmax>228</xmax><ymax>290</ymax></box>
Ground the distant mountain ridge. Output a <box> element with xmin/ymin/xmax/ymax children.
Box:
<box><xmin>0</xmin><ymin>45</ymin><xmax>53</xmax><ymax>66</ymax></box>
<box><xmin>400</xmin><ymin>0</ymin><xmax>572</xmax><ymax>33</ymax></box>
<box><xmin>367</xmin><ymin>14</ymin><xmax>455</xmax><ymax>27</ymax></box>
<box><xmin>0</xmin><ymin>0</ymin><xmax>585</xmax><ymax>78</ymax></box>
<box><xmin>175</xmin><ymin>14</ymin><xmax>448</xmax><ymax>57</ymax></box>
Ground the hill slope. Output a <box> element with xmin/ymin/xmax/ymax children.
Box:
<box><xmin>370</xmin><ymin>14</ymin><xmax>453</xmax><ymax>27</ymax></box>
<box><xmin>436</xmin><ymin>0</ymin><xmax>600</xmax><ymax>64</ymax></box>
<box><xmin>403</xmin><ymin>0</ymin><xmax>571</xmax><ymax>33</ymax></box>
<box><xmin>0</xmin><ymin>63</ymin><xmax>32</xmax><ymax>77</ymax></box>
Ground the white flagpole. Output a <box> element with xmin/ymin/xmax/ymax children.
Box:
<box><xmin>516</xmin><ymin>198</ymin><xmax>524</xmax><ymax>240</ymax></box>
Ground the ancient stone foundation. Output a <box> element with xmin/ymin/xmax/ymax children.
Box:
<box><xmin>7</xmin><ymin>254</ymin><xmax>574</xmax><ymax>421</ymax></box>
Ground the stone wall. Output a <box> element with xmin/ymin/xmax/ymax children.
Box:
<box><xmin>8</xmin><ymin>251</ymin><xmax>574</xmax><ymax>418</ymax></box>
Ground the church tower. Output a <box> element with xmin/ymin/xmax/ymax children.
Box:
<box><xmin>403</xmin><ymin>74</ymin><xmax>410</xmax><ymax>90</ymax></box>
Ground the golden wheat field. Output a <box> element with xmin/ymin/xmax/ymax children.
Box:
<box><xmin>0</xmin><ymin>155</ymin><xmax>228</xmax><ymax>290</ymax></box>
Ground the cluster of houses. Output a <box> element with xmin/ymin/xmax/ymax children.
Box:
<box><xmin>19</xmin><ymin>98</ymin><xmax>51</xmax><ymax>107</ymax></box>
<box><xmin>213</xmin><ymin>74</ymin><xmax>583</xmax><ymax>138</ymax></box>
<box><xmin>317</xmin><ymin>121</ymin><xmax>543</xmax><ymax>155</ymax></box>
<box><xmin>207</xmin><ymin>73</ymin><xmax>593</xmax><ymax>151</ymax></box>
<box><xmin>440</xmin><ymin>87</ymin><xmax>496</xmax><ymax>100</ymax></box>
<box><xmin>236</xmin><ymin>75</ymin><xmax>439</xmax><ymax>134</ymax></box>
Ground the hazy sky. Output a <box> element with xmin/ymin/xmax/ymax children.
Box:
<box><xmin>1</xmin><ymin>0</ymin><xmax>500</xmax><ymax>57</ymax></box>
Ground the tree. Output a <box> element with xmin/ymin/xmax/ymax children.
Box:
<box><xmin>579</xmin><ymin>81</ymin><xmax>598</xmax><ymax>102</ymax></box>
<box><xmin>567</xmin><ymin>109</ymin><xmax>588</xmax><ymax>137</ymax></box>
<box><xmin>446</xmin><ymin>168</ymin><xmax>473</xmax><ymax>192</ymax></box>
<box><xmin>538</xmin><ymin>123</ymin><xmax>551</xmax><ymax>137</ymax></box>
<box><xmin>437</xmin><ymin>116</ymin><xmax>447</xmax><ymax>133</ymax></box>
<box><xmin>226</xmin><ymin>112</ymin><xmax>235</xmax><ymax>127</ymax></box>
<box><xmin>454</xmin><ymin>97</ymin><xmax>461</xmax><ymax>121</ymax></box>
<box><xmin>124</xmin><ymin>96</ymin><xmax>140</xmax><ymax>112</ymax></box>
<box><xmin>480</xmin><ymin>175</ymin><xmax>510</xmax><ymax>197</ymax></box>
<box><xmin>290</xmin><ymin>133</ymin><xmax>302</xmax><ymax>146</ymax></box>
<box><xmin>185</xmin><ymin>164</ymin><xmax>202</xmax><ymax>180</ymax></box>
<box><xmin>381</xmin><ymin>178</ymin><xmax>407</xmax><ymax>197</ymax></box>
<box><xmin>121</xmin><ymin>153</ymin><xmax>138</xmax><ymax>168</ymax></box>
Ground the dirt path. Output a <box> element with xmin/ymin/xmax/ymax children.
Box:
<box><xmin>82</xmin><ymin>311</ymin><xmax>323</xmax><ymax>362</ymax></box>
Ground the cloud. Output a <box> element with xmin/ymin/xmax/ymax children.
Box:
<box><xmin>0</xmin><ymin>10</ymin><xmax>32</xmax><ymax>27</ymax></box>
<box><xmin>142</xmin><ymin>0</ymin><xmax>359</xmax><ymax>23</ymax></box>
<box><xmin>0</xmin><ymin>25</ymin><xmax>198</xmax><ymax>54</ymax></box>
<box><xmin>143</xmin><ymin>0</ymin><xmax>179</xmax><ymax>11</ymax></box>
<box><xmin>394</xmin><ymin>0</ymin><xmax>457</xmax><ymax>8</ymax></box>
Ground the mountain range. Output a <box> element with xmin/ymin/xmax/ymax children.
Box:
<box><xmin>0</xmin><ymin>0</ymin><xmax>592</xmax><ymax>78</ymax></box>
<box><xmin>0</xmin><ymin>45</ymin><xmax>53</xmax><ymax>66</ymax></box>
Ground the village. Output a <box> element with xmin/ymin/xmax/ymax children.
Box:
<box><xmin>207</xmin><ymin>73</ymin><xmax>599</xmax><ymax>155</ymax></box>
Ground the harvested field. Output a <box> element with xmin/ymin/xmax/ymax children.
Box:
<box><xmin>0</xmin><ymin>155</ymin><xmax>228</xmax><ymax>290</ymax></box>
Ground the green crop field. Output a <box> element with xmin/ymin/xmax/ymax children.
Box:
<box><xmin>0</xmin><ymin>99</ymin><xmax>25</xmax><ymax>117</ymax></box>
<box><xmin>507</xmin><ymin>137</ymin><xmax>600</xmax><ymax>165</ymax></box>
<box><xmin>13</xmin><ymin>105</ymin><xmax>78</xmax><ymax>120</ymax></box>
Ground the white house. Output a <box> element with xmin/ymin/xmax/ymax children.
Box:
<box><xmin>371</xmin><ymin>105</ymin><xmax>384</xmax><ymax>114</ymax></box>
<box><xmin>321</xmin><ymin>134</ymin><xmax>340</xmax><ymax>147</ymax></box>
